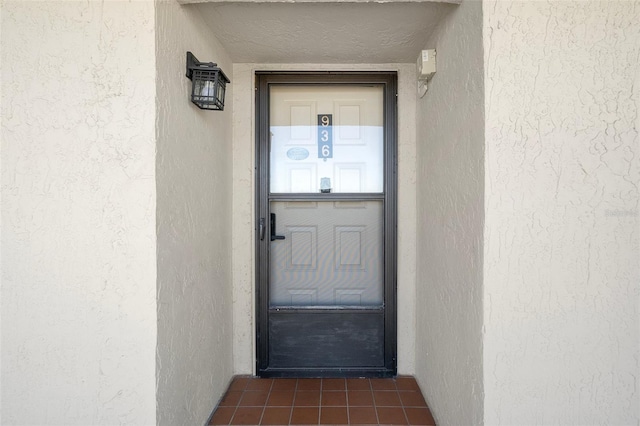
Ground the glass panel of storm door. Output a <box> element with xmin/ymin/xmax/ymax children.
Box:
<box><xmin>269</xmin><ymin>85</ymin><xmax>384</xmax><ymax>193</ymax></box>
<box><xmin>269</xmin><ymin>200</ymin><xmax>383</xmax><ymax>307</ymax></box>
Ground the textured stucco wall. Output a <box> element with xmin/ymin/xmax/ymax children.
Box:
<box><xmin>155</xmin><ymin>1</ymin><xmax>234</xmax><ymax>425</ymax></box>
<box><xmin>483</xmin><ymin>1</ymin><xmax>639</xmax><ymax>424</ymax></box>
<box><xmin>414</xmin><ymin>1</ymin><xmax>485</xmax><ymax>425</ymax></box>
<box><xmin>1</xmin><ymin>1</ymin><xmax>157</xmax><ymax>424</ymax></box>
<box><xmin>232</xmin><ymin>63</ymin><xmax>417</xmax><ymax>375</ymax></box>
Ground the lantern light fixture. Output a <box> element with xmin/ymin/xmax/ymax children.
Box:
<box><xmin>185</xmin><ymin>51</ymin><xmax>230</xmax><ymax>111</ymax></box>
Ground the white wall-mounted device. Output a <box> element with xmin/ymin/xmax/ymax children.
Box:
<box><xmin>417</xmin><ymin>49</ymin><xmax>436</xmax><ymax>98</ymax></box>
<box><xmin>417</xmin><ymin>49</ymin><xmax>437</xmax><ymax>81</ymax></box>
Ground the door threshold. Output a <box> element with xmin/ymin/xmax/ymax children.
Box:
<box><xmin>259</xmin><ymin>367</ymin><xmax>396</xmax><ymax>378</ymax></box>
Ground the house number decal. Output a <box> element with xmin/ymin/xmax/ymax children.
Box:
<box><xmin>317</xmin><ymin>114</ymin><xmax>333</xmax><ymax>160</ymax></box>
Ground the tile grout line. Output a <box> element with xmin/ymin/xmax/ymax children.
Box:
<box><xmin>257</xmin><ymin>379</ymin><xmax>273</xmax><ymax>426</ymax></box>
<box><xmin>235</xmin><ymin>379</ymin><xmax>250</xmax><ymax>425</ymax></box>
<box><xmin>344</xmin><ymin>378</ymin><xmax>350</xmax><ymax>425</ymax></box>
<box><xmin>288</xmin><ymin>379</ymin><xmax>298</xmax><ymax>426</ymax></box>
<box><xmin>370</xmin><ymin>379</ymin><xmax>380</xmax><ymax>426</ymax></box>
<box><xmin>226</xmin><ymin>379</ymin><xmax>245</xmax><ymax>426</ymax></box>
<box><xmin>318</xmin><ymin>378</ymin><xmax>323</xmax><ymax>426</ymax></box>
<box><xmin>393</xmin><ymin>379</ymin><xmax>410</xmax><ymax>426</ymax></box>
<box><xmin>226</xmin><ymin>392</ymin><xmax>239</xmax><ymax>425</ymax></box>
<box><xmin>398</xmin><ymin>385</ymin><xmax>411</xmax><ymax>426</ymax></box>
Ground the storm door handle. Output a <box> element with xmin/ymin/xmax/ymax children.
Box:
<box><xmin>259</xmin><ymin>218</ymin><xmax>266</xmax><ymax>241</ymax></box>
<box><xmin>270</xmin><ymin>213</ymin><xmax>285</xmax><ymax>241</ymax></box>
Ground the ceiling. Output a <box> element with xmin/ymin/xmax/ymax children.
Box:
<box><xmin>192</xmin><ymin>1</ymin><xmax>457</xmax><ymax>63</ymax></box>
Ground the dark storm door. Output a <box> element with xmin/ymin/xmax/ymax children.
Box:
<box><xmin>256</xmin><ymin>72</ymin><xmax>397</xmax><ymax>377</ymax></box>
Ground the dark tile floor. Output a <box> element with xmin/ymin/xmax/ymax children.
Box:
<box><xmin>209</xmin><ymin>376</ymin><xmax>436</xmax><ymax>425</ymax></box>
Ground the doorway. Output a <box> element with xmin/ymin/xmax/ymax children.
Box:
<box><xmin>256</xmin><ymin>72</ymin><xmax>397</xmax><ymax>377</ymax></box>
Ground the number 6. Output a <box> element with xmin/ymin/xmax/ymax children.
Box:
<box><xmin>322</xmin><ymin>145</ymin><xmax>330</xmax><ymax>157</ymax></box>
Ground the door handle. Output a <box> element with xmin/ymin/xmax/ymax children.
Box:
<box><xmin>259</xmin><ymin>217</ymin><xmax>266</xmax><ymax>241</ymax></box>
<box><xmin>270</xmin><ymin>213</ymin><xmax>285</xmax><ymax>241</ymax></box>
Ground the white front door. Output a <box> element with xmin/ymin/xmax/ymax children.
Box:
<box><xmin>269</xmin><ymin>85</ymin><xmax>385</xmax><ymax>308</ymax></box>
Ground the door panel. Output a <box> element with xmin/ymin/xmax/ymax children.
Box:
<box><xmin>269</xmin><ymin>311</ymin><xmax>384</xmax><ymax>368</ymax></box>
<box><xmin>256</xmin><ymin>73</ymin><xmax>397</xmax><ymax>377</ymax></box>
<box><xmin>270</xmin><ymin>201</ymin><xmax>383</xmax><ymax>307</ymax></box>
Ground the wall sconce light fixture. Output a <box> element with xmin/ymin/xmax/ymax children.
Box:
<box><xmin>186</xmin><ymin>51</ymin><xmax>230</xmax><ymax>111</ymax></box>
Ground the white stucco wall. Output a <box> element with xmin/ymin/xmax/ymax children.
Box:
<box><xmin>155</xmin><ymin>1</ymin><xmax>234</xmax><ymax>425</ymax></box>
<box><xmin>414</xmin><ymin>1</ymin><xmax>485</xmax><ymax>425</ymax></box>
<box><xmin>483</xmin><ymin>1</ymin><xmax>639</xmax><ymax>424</ymax></box>
<box><xmin>1</xmin><ymin>1</ymin><xmax>157</xmax><ymax>424</ymax></box>
<box><xmin>232</xmin><ymin>63</ymin><xmax>417</xmax><ymax>375</ymax></box>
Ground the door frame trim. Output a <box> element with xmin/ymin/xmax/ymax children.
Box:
<box><xmin>255</xmin><ymin>71</ymin><xmax>398</xmax><ymax>377</ymax></box>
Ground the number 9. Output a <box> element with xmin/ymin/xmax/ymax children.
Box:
<box><xmin>321</xmin><ymin>115</ymin><xmax>330</xmax><ymax>126</ymax></box>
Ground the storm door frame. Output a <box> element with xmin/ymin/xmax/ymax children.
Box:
<box><xmin>255</xmin><ymin>71</ymin><xmax>398</xmax><ymax>377</ymax></box>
